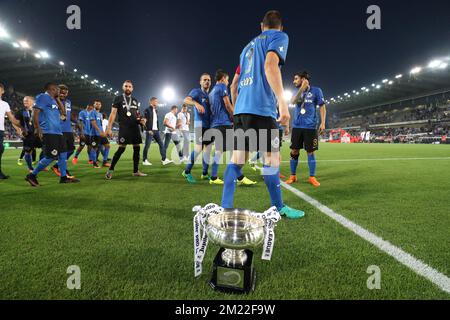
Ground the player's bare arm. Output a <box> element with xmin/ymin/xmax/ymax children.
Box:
<box><xmin>107</xmin><ymin>108</ymin><xmax>117</xmax><ymax>138</ymax></box>
<box><xmin>164</xmin><ymin>118</ymin><xmax>175</xmax><ymax>131</ymax></box>
<box><xmin>223</xmin><ymin>95</ymin><xmax>234</xmax><ymax>116</ymax></box>
<box><xmin>184</xmin><ymin>96</ymin><xmax>204</xmax><ymax>114</ymax></box>
<box><xmin>6</xmin><ymin>111</ymin><xmax>21</xmax><ymax>128</ymax></box>
<box><xmin>230</xmin><ymin>73</ymin><xmax>239</xmax><ymax>106</ymax></box>
<box><xmin>319</xmin><ymin>104</ymin><xmax>327</xmax><ymax>133</ymax></box>
<box><xmin>291</xmin><ymin>79</ymin><xmax>310</xmax><ymax>105</ymax></box>
<box><xmin>265</xmin><ymin>52</ymin><xmax>290</xmax><ymax>128</ymax></box>
<box><xmin>55</xmin><ymin>97</ymin><xmax>67</xmax><ymax>119</ymax></box>
<box><xmin>91</xmin><ymin>119</ymin><xmax>106</xmax><ymax>138</ymax></box>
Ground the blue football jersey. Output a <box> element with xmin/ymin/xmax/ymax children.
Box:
<box><xmin>60</xmin><ymin>99</ymin><xmax>72</xmax><ymax>133</ymax></box>
<box><xmin>209</xmin><ymin>83</ymin><xmax>232</xmax><ymax>128</ymax></box>
<box><xmin>188</xmin><ymin>88</ymin><xmax>211</xmax><ymax>128</ymax></box>
<box><xmin>292</xmin><ymin>86</ymin><xmax>325</xmax><ymax>129</ymax></box>
<box><xmin>234</xmin><ymin>29</ymin><xmax>289</xmax><ymax>119</ymax></box>
<box><xmin>89</xmin><ymin>109</ymin><xmax>104</xmax><ymax>136</ymax></box>
<box><xmin>78</xmin><ymin>109</ymin><xmax>92</xmax><ymax>135</ymax></box>
<box><xmin>34</xmin><ymin>93</ymin><xmax>62</xmax><ymax>135</ymax></box>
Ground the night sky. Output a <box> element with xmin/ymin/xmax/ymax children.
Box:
<box><xmin>1</xmin><ymin>0</ymin><xmax>450</xmax><ymax>105</ymax></box>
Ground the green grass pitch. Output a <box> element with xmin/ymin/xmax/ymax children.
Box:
<box><xmin>0</xmin><ymin>142</ymin><xmax>449</xmax><ymax>300</ymax></box>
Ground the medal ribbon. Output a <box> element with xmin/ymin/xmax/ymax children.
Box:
<box><xmin>123</xmin><ymin>94</ymin><xmax>132</xmax><ymax>115</ymax></box>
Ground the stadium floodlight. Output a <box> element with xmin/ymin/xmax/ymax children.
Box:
<box><xmin>428</xmin><ymin>60</ymin><xmax>442</xmax><ymax>69</ymax></box>
<box><xmin>365</xmin><ymin>88</ymin><xmax>370</xmax><ymax>92</ymax></box>
<box><xmin>283</xmin><ymin>90</ymin><xmax>293</xmax><ymax>102</ymax></box>
<box><xmin>162</xmin><ymin>87</ymin><xmax>176</xmax><ymax>102</ymax></box>
<box><xmin>361</xmin><ymin>87</ymin><xmax>366</xmax><ymax>90</ymax></box>
<box><xmin>59</xmin><ymin>61</ymin><xmax>65</xmax><ymax>66</ymax></box>
<box><xmin>18</xmin><ymin>40</ymin><xmax>30</xmax><ymax>49</ymax></box>
<box><xmin>356</xmin><ymin>92</ymin><xmax>360</xmax><ymax>95</ymax></box>
<box><xmin>376</xmin><ymin>85</ymin><xmax>381</xmax><ymax>89</ymax></box>
<box><xmin>395</xmin><ymin>74</ymin><xmax>403</xmax><ymax>79</ymax></box>
<box><xmin>34</xmin><ymin>53</ymin><xmax>42</xmax><ymax>59</ymax></box>
<box><xmin>388</xmin><ymin>81</ymin><xmax>393</xmax><ymax>85</ymax></box>
<box><xmin>410</xmin><ymin>67</ymin><xmax>422</xmax><ymax>74</ymax></box>
<box><xmin>0</xmin><ymin>25</ymin><xmax>10</xmax><ymax>39</ymax></box>
<box><xmin>39</xmin><ymin>51</ymin><xmax>50</xmax><ymax>59</ymax></box>
<box><xmin>439</xmin><ymin>62</ymin><xmax>448</xmax><ymax>69</ymax></box>
<box><xmin>73</xmin><ymin>69</ymin><xmax>78</xmax><ymax>72</ymax></box>
<box><xmin>12</xmin><ymin>42</ymin><xmax>20</xmax><ymax>48</ymax></box>
<box><xmin>84</xmin><ymin>74</ymin><xmax>89</xmax><ymax>78</ymax></box>
<box><xmin>382</xmin><ymin>79</ymin><xmax>388</xmax><ymax>83</ymax></box>
<box><xmin>371</xmin><ymin>83</ymin><xmax>376</xmax><ymax>87</ymax></box>
<box><xmin>91</xmin><ymin>81</ymin><xmax>95</xmax><ymax>84</ymax></box>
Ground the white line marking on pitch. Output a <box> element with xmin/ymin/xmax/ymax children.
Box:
<box><xmin>281</xmin><ymin>157</ymin><xmax>450</xmax><ymax>163</ymax></box>
<box><xmin>282</xmin><ymin>182</ymin><xmax>450</xmax><ymax>294</ymax></box>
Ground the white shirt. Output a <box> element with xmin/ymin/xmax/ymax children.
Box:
<box><xmin>152</xmin><ymin>108</ymin><xmax>158</xmax><ymax>131</ymax></box>
<box><xmin>102</xmin><ymin>119</ymin><xmax>109</xmax><ymax>132</ymax></box>
<box><xmin>0</xmin><ymin>99</ymin><xmax>11</xmax><ymax>131</ymax></box>
<box><xmin>177</xmin><ymin>112</ymin><xmax>190</xmax><ymax>131</ymax></box>
<box><xmin>164</xmin><ymin>112</ymin><xmax>177</xmax><ymax>135</ymax></box>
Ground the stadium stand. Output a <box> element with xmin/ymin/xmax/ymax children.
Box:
<box><xmin>326</xmin><ymin>58</ymin><xmax>450</xmax><ymax>144</ymax></box>
<box><xmin>0</xmin><ymin>35</ymin><xmax>120</xmax><ymax>145</ymax></box>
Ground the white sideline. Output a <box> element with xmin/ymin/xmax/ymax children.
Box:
<box><xmin>281</xmin><ymin>157</ymin><xmax>450</xmax><ymax>163</ymax></box>
<box><xmin>281</xmin><ymin>182</ymin><xmax>450</xmax><ymax>294</ymax></box>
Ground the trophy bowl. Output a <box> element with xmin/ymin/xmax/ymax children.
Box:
<box><xmin>206</xmin><ymin>209</ymin><xmax>265</xmax><ymax>266</ymax></box>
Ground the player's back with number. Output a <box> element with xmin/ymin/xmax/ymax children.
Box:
<box><xmin>235</xmin><ymin>29</ymin><xmax>289</xmax><ymax>119</ymax></box>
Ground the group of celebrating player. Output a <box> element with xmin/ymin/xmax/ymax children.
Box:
<box><xmin>15</xmin><ymin>83</ymin><xmax>112</xmax><ymax>186</ymax></box>
<box><xmin>1</xmin><ymin>10</ymin><xmax>326</xmax><ymax>220</ymax></box>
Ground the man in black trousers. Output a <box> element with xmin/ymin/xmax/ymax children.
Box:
<box><xmin>142</xmin><ymin>97</ymin><xmax>172</xmax><ymax>166</ymax></box>
<box><xmin>105</xmin><ymin>80</ymin><xmax>148</xmax><ymax>179</ymax></box>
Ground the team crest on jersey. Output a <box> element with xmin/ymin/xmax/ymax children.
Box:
<box><xmin>271</xmin><ymin>137</ymin><xmax>280</xmax><ymax>149</ymax></box>
<box><xmin>119</xmin><ymin>137</ymin><xmax>125</xmax><ymax>143</ymax></box>
<box><xmin>51</xmin><ymin>149</ymin><xmax>58</xmax><ymax>156</ymax></box>
<box><xmin>92</xmin><ymin>141</ymin><xmax>97</xmax><ymax>147</ymax></box>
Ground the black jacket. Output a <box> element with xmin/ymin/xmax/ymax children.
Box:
<box><xmin>144</xmin><ymin>106</ymin><xmax>159</xmax><ymax>131</ymax></box>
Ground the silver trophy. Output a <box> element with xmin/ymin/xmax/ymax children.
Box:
<box><xmin>197</xmin><ymin>208</ymin><xmax>277</xmax><ymax>294</ymax></box>
<box><xmin>193</xmin><ymin>204</ymin><xmax>281</xmax><ymax>294</ymax></box>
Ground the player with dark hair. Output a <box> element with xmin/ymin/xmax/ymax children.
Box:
<box><xmin>285</xmin><ymin>71</ymin><xmax>326</xmax><ymax>187</ymax></box>
<box><xmin>182</xmin><ymin>73</ymin><xmax>214</xmax><ymax>183</ymax></box>
<box><xmin>221</xmin><ymin>10</ymin><xmax>304</xmax><ymax>219</ymax></box>
<box><xmin>72</xmin><ymin>104</ymin><xmax>94</xmax><ymax>165</ymax></box>
<box><xmin>90</xmin><ymin>100</ymin><xmax>110</xmax><ymax>168</ymax></box>
<box><xmin>52</xmin><ymin>85</ymin><xmax>76</xmax><ymax>178</ymax></box>
<box><xmin>209</xmin><ymin>69</ymin><xmax>256</xmax><ymax>186</ymax></box>
<box><xmin>105</xmin><ymin>80</ymin><xmax>147</xmax><ymax>179</ymax></box>
<box><xmin>25</xmin><ymin>83</ymin><xmax>79</xmax><ymax>186</ymax></box>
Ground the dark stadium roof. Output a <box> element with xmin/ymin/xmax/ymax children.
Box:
<box><xmin>0</xmin><ymin>40</ymin><xmax>117</xmax><ymax>111</ymax></box>
<box><xmin>325</xmin><ymin>58</ymin><xmax>450</xmax><ymax>115</ymax></box>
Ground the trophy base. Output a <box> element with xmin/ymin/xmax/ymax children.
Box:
<box><xmin>209</xmin><ymin>248</ymin><xmax>256</xmax><ymax>294</ymax></box>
